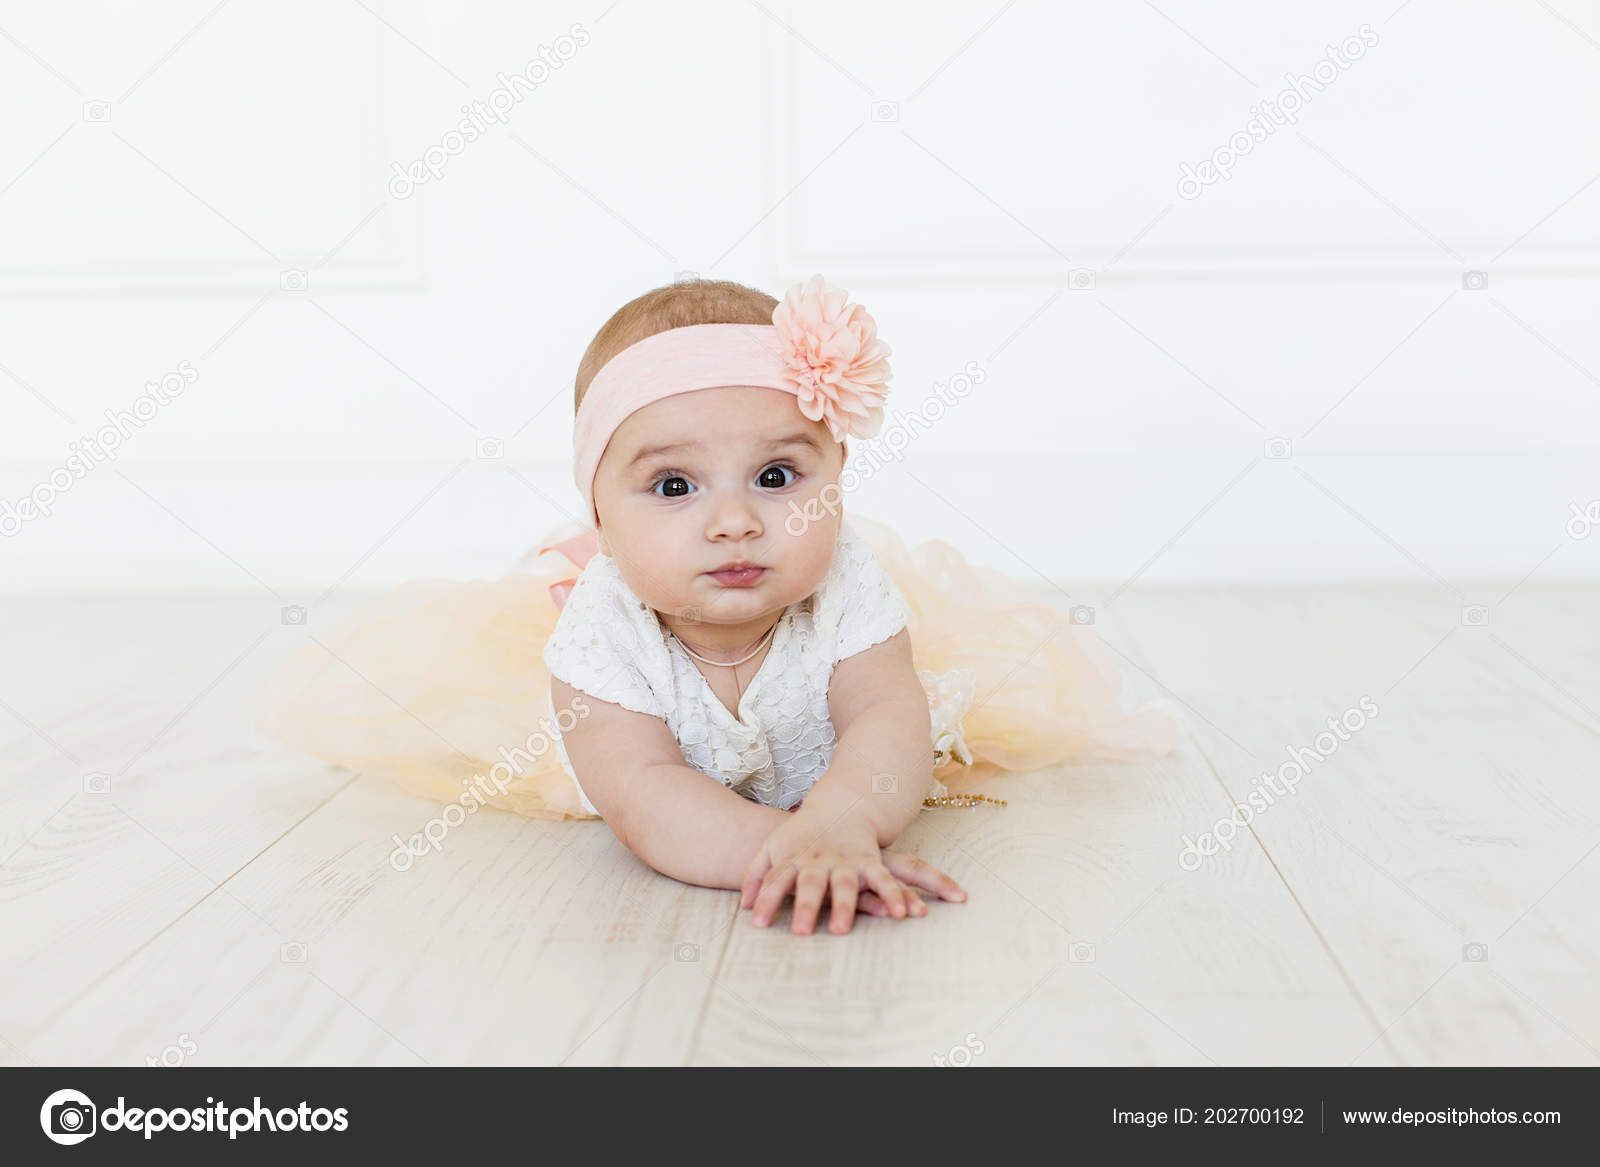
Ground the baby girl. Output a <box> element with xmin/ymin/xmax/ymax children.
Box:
<box><xmin>544</xmin><ymin>275</ymin><xmax>969</xmax><ymax>935</ymax></box>
<box><xmin>256</xmin><ymin>273</ymin><xmax>1177</xmax><ymax>937</ymax></box>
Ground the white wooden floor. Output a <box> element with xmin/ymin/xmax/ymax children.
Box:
<box><xmin>2</xmin><ymin>582</ymin><xmax>1596</xmax><ymax>1066</ymax></box>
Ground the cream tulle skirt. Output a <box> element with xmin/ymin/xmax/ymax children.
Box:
<box><xmin>251</xmin><ymin>515</ymin><xmax>1183</xmax><ymax>821</ymax></box>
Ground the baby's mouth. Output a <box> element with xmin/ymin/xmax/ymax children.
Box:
<box><xmin>704</xmin><ymin>563</ymin><xmax>766</xmax><ymax>587</ymax></box>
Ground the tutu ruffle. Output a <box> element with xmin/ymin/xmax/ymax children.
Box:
<box><xmin>252</xmin><ymin>538</ymin><xmax>589</xmax><ymax>822</ymax></box>
<box><xmin>251</xmin><ymin>515</ymin><xmax>1182</xmax><ymax>822</ymax></box>
<box><xmin>845</xmin><ymin>514</ymin><xmax>1184</xmax><ymax>791</ymax></box>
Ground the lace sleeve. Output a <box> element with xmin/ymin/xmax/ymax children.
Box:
<box><xmin>542</xmin><ymin>559</ymin><xmax>670</xmax><ymax>720</ymax></box>
<box><xmin>816</xmin><ymin>520</ymin><xmax>911</xmax><ymax>663</ymax></box>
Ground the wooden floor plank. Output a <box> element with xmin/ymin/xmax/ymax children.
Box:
<box><xmin>25</xmin><ymin>772</ymin><xmax>737</xmax><ymax>1065</ymax></box>
<box><xmin>694</xmin><ymin>597</ymin><xmax>1378</xmax><ymax>1065</ymax></box>
<box><xmin>6</xmin><ymin>586</ymin><xmax>1593</xmax><ymax>1065</ymax></box>
<box><xmin>1114</xmin><ymin>585</ymin><xmax>1600</xmax><ymax>1065</ymax></box>
<box><xmin>0</xmin><ymin>596</ymin><xmax>373</xmax><ymax>1060</ymax></box>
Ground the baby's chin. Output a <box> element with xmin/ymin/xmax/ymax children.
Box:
<box><xmin>689</xmin><ymin>573</ymin><xmax>821</xmax><ymax>616</ymax></box>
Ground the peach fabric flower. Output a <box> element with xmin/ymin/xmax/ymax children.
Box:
<box><xmin>771</xmin><ymin>275</ymin><xmax>892</xmax><ymax>441</ymax></box>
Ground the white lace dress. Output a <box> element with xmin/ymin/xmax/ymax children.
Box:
<box><xmin>542</xmin><ymin>518</ymin><xmax>973</xmax><ymax>816</ymax></box>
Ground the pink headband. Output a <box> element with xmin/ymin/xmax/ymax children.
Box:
<box><xmin>573</xmin><ymin>275</ymin><xmax>892</xmax><ymax>526</ymax></box>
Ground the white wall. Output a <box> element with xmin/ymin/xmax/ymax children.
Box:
<box><xmin>3</xmin><ymin>0</ymin><xmax>1599</xmax><ymax>589</ymax></box>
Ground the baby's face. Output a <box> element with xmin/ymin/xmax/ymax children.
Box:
<box><xmin>591</xmin><ymin>387</ymin><xmax>844</xmax><ymax>632</ymax></box>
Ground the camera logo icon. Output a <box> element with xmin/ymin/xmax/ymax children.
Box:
<box><xmin>280</xmin><ymin>940</ymin><xmax>308</xmax><ymax>963</ymax></box>
<box><xmin>1069</xmin><ymin>605</ymin><xmax>1095</xmax><ymax>626</ymax></box>
<box><xmin>1069</xmin><ymin>941</ymin><xmax>1097</xmax><ymax>963</ymax></box>
<box><xmin>1264</xmin><ymin>437</ymin><xmax>1292</xmax><ymax>460</ymax></box>
<box><xmin>1068</xmin><ymin>268</ymin><xmax>1096</xmax><ymax>291</ymax></box>
<box><xmin>82</xmin><ymin>101</ymin><xmax>111</xmax><ymax>123</ymax></box>
<box><xmin>674</xmin><ymin>942</ymin><xmax>699</xmax><ymax>962</ymax></box>
<box><xmin>1461</xmin><ymin>270</ymin><xmax>1488</xmax><ymax>291</ymax></box>
<box><xmin>279</xmin><ymin>269</ymin><xmax>308</xmax><ymax>292</ymax></box>
<box><xmin>673</xmin><ymin>270</ymin><xmax>700</xmax><ymax>284</ymax></box>
<box><xmin>82</xmin><ymin>772</ymin><xmax>111</xmax><ymax>794</ymax></box>
<box><xmin>40</xmin><ymin>1088</ymin><xmax>97</xmax><ymax>1145</ymax></box>
<box><xmin>1462</xmin><ymin>941</ymin><xmax>1489</xmax><ymax>962</ymax></box>
<box><xmin>1460</xmin><ymin>605</ymin><xmax>1489</xmax><ymax>627</ymax></box>
<box><xmin>475</xmin><ymin>437</ymin><xmax>504</xmax><ymax>460</ymax></box>
<box><xmin>932</xmin><ymin>1032</ymin><xmax>985</xmax><ymax>1067</ymax></box>
<box><xmin>871</xmin><ymin>773</ymin><xmax>898</xmax><ymax>794</ymax></box>
<box><xmin>677</xmin><ymin>605</ymin><xmax>701</xmax><ymax>625</ymax></box>
<box><xmin>870</xmin><ymin>100</ymin><xmax>899</xmax><ymax>122</ymax></box>
<box><xmin>281</xmin><ymin>604</ymin><xmax>307</xmax><ymax>626</ymax></box>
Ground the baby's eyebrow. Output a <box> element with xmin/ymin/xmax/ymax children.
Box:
<box><xmin>768</xmin><ymin>431</ymin><xmax>824</xmax><ymax>453</ymax></box>
<box><xmin>626</xmin><ymin>440</ymin><xmax>698</xmax><ymax>468</ymax></box>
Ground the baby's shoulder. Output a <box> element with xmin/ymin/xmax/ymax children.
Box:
<box><xmin>547</xmin><ymin>554</ymin><xmax>642</xmax><ymax>636</ymax></box>
<box><xmin>543</xmin><ymin>554</ymin><xmax>672</xmax><ymax>717</ymax></box>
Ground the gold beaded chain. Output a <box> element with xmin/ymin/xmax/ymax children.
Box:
<box><xmin>921</xmin><ymin>748</ymin><xmax>1007</xmax><ymax>808</ymax></box>
<box><xmin>923</xmin><ymin>792</ymin><xmax>1007</xmax><ymax>808</ymax></box>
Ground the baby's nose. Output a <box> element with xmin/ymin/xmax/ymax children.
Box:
<box><xmin>706</xmin><ymin>493</ymin><xmax>763</xmax><ymax>538</ymax></box>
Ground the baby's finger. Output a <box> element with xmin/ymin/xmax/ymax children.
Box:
<box><xmin>855</xmin><ymin>891</ymin><xmax>891</xmax><ymax>917</ymax></box>
<box><xmin>791</xmin><ymin>865</ymin><xmax>831</xmax><ymax>935</ymax></box>
<box><xmin>849</xmin><ymin>886</ymin><xmax>922</xmax><ymax>920</ymax></box>
<box><xmin>751</xmin><ymin>862</ymin><xmax>798</xmax><ymax>928</ymax></box>
<box><xmin>739</xmin><ymin>852</ymin><xmax>773</xmax><ymax>911</ymax></box>
<box><xmin>862</xmin><ymin>862</ymin><xmax>909</xmax><ymax>918</ymax></box>
<box><xmin>827</xmin><ymin>869</ymin><xmax>860</xmax><ymax>934</ymax></box>
<box><xmin>882</xmin><ymin>851</ymin><xmax>967</xmax><ymax>902</ymax></box>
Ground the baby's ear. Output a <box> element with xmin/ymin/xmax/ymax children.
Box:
<box><xmin>837</xmin><ymin>440</ymin><xmax>848</xmax><ymax>516</ymax></box>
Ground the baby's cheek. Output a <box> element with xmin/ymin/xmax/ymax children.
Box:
<box><xmin>615</xmin><ymin>559</ymin><xmax>685</xmax><ymax>613</ymax></box>
<box><xmin>800</xmin><ymin>534</ymin><xmax>838</xmax><ymax>592</ymax></box>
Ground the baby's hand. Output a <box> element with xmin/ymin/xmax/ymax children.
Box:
<box><xmin>739</xmin><ymin>810</ymin><xmax>967</xmax><ymax>935</ymax></box>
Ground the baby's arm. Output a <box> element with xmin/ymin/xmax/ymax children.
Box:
<box><xmin>740</xmin><ymin>628</ymin><xmax>966</xmax><ymax>932</ymax></box>
<box><xmin>549</xmin><ymin>674</ymin><xmax>788</xmax><ymax>890</ymax></box>
<box><xmin>805</xmin><ymin>628</ymin><xmax>934</xmax><ymax>845</ymax></box>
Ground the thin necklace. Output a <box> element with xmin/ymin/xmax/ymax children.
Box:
<box><xmin>674</xmin><ymin>615</ymin><xmax>1006</xmax><ymax>811</ymax></box>
<box><xmin>673</xmin><ymin>620</ymin><xmax>777</xmax><ymax>667</ymax></box>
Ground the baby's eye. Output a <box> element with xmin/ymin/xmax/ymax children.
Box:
<box><xmin>652</xmin><ymin>474</ymin><xmax>693</xmax><ymax>498</ymax></box>
<box><xmin>757</xmin><ymin>464</ymin><xmax>797</xmax><ymax>489</ymax></box>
